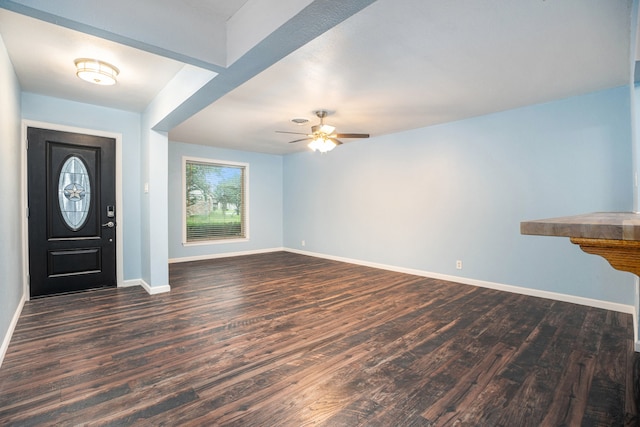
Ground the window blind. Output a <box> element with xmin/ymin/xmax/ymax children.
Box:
<box><xmin>185</xmin><ymin>160</ymin><xmax>246</xmax><ymax>242</ymax></box>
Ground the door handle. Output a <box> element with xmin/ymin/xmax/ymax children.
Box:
<box><xmin>102</xmin><ymin>221</ymin><xmax>115</xmax><ymax>228</ymax></box>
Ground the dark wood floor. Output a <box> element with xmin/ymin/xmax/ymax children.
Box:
<box><xmin>0</xmin><ymin>252</ymin><xmax>638</xmax><ymax>426</ymax></box>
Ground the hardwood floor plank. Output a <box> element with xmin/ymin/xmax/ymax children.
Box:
<box><xmin>583</xmin><ymin>311</ymin><xmax>637</xmax><ymax>426</ymax></box>
<box><xmin>0</xmin><ymin>252</ymin><xmax>636</xmax><ymax>426</ymax></box>
<box><xmin>540</xmin><ymin>349</ymin><xmax>596</xmax><ymax>426</ymax></box>
<box><xmin>421</xmin><ymin>342</ymin><xmax>517</xmax><ymax>424</ymax></box>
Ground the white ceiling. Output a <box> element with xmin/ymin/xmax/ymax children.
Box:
<box><xmin>0</xmin><ymin>9</ymin><xmax>186</xmax><ymax>112</ymax></box>
<box><xmin>0</xmin><ymin>0</ymin><xmax>635</xmax><ymax>154</ymax></box>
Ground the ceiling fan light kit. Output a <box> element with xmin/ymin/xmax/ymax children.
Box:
<box><xmin>314</xmin><ymin>123</ymin><xmax>336</xmax><ymax>135</ymax></box>
<box><xmin>276</xmin><ymin>110</ymin><xmax>370</xmax><ymax>153</ymax></box>
<box><xmin>308</xmin><ymin>136</ymin><xmax>337</xmax><ymax>153</ymax></box>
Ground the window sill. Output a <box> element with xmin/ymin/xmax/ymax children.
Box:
<box><xmin>183</xmin><ymin>237</ymin><xmax>249</xmax><ymax>247</ymax></box>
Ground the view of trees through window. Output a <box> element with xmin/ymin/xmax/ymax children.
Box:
<box><xmin>185</xmin><ymin>160</ymin><xmax>246</xmax><ymax>242</ymax></box>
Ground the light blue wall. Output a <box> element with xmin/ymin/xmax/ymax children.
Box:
<box><xmin>284</xmin><ymin>86</ymin><xmax>635</xmax><ymax>304</ymax></box>
<box><xmin>0</xmin><ymin>34</ymin><xmax>24</xmax><ymax>354</ymax></box>
<box><xmin>168</xmin><ymin>141</ymin><xmax>283</xmax><ymax>260</ymax></box>
<box><xmin>139</xmin><ymin>121</ymin><xmax>151</xmax><ymax>284</ymax></box>
<box><xmin>139</xmin><ymin>125</ymin><xmax>169</xmax><ymax>287</ymax></box>
<box><xmin>21</xmin><ymin>93</ymin><xmax>143</xmax><ymax>280</ymax></box>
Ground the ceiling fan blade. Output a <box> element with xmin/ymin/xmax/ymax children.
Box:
<box><xmin>276</xmin><ymin>130</ymin><xmax>310</xmax><ymax>135</ymax></box>
<box><xmin>288</xmin><ymin>137</ymin><xmax>312</xmax><ymax>144</ymax></box>
<box><xmin>335</xmin><ymin>133</ymin><xmax>370</xmax><ymax>139</ymax></box>
<box><xmin>329</xmin><ymin>138</ymin><xmax>344</xmax><ymax>145</ymax></box>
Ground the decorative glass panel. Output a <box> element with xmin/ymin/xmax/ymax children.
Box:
<box><xmin>58</xmin><ymin>156</ymin><xmax>91</xmax><ymax>231</ymax></box>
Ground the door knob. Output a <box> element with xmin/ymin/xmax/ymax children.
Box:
<box><xmin>101</xmin><ymin>221</ymin><xmax>115</xmax><ymax>228</ymax></box>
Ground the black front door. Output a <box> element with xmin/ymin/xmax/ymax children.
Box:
<box><xmin>28</xmin><ymin>127</ymin><xmax>117</xmax><ymax>298</ymax></box>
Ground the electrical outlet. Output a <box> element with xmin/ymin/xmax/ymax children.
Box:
<box><xmin>456</xmin><ymin>260</ymin><xmax>462</xmax><ymax>270</ymax></box>
<box><xmin>301</xmin><ymin>240</ymin><xmax>306</xmax><ymax>247</ymax></box>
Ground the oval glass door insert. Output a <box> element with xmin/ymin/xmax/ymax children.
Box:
<box><xmin>58</xmin><ymin>156</ymin><xmax>91</xmax><ymax>231</ymax></box>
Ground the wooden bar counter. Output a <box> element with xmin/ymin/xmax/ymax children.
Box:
<box><xmin>521</xmin><ymin>212</ymin><xmax>640</xmax><ymax>276</ymax></box>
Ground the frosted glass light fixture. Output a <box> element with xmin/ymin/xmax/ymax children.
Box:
<box><xmin>74</xmin><ymin>58</ymin><xmax>119</xmax><ymax>85</ymax></box>
<box><xmin>308</xmin><ymin>136</ymin><xmax>336</xmax><ymax>153</ymax></box>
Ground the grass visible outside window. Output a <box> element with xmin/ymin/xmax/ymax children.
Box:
<box><xmin>183</xmin><ymin>157</ymin><xmax>248</xmax><ymax>243</ymax></box>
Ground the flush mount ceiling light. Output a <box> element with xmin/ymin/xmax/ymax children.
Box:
<box><xmin>74</xmin><ymin>58</ymin><xmax>119</xmax><ymax>85</ymax></box>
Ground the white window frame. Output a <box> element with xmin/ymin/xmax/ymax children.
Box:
<box><xmin>182</xmin><ymin>156</ymin><xmax>250</xmax><ymax>246</ymax></box>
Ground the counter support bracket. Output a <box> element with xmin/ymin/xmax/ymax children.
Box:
<box><xmin>570</xmin><ymin>237</ymin><xmax>640</xmax><ymax>277</ymax></box>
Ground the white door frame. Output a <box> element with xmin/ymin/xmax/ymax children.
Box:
<box><xmin>21</xmin><ymin>120</ymin><xmax>124</xmax><ymax>300</ymax></box>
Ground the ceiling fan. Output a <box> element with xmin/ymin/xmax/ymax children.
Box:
<box><xmin>276</xmin><ymin>110</ymin><xmax>369</xmax><ymax>152</ymax></box>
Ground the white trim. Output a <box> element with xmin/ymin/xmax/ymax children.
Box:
<box><xmin>120</xmin><ymin>279</ymin><xmax>143</xmax><ymax>288</ymax></box>
<box><xmin>21</xmin><ymin>122</ymin><xmax>28</xmax><ymax>300</ymax></box>
<box><xmin>139</xmin><ymin>279</ymin><xmax>171</xmax><ymax>295</ymax></box>
<box><xmin>285</xmin><ymin>248</ymin><xmax>636</xmax><ymax>316</ymax></box>
<box><xmin>183</xmin><ymin>237</ymin><xmax>249</xmax><ymax>247</ymax></box>
<box><xmin>21</xmin><ymin>120</ymin><xmax>124</xmax><ymax>295</ymax></box>
<box><xmin>120</xmin><ymin>278</ymin><xmax>170</xmax><ymax>295</ymax></box>
<box><xmin>169</xmin><ymin>247</ymin><xmax>284</xmax><ymax>264</ymax></box>
<box><xmin>0</xmin><ymin>293</ymin><xmax>26</xmax><ymax>368</ymax></box>
<box><xmin>182</xmin><ymin>156</ymin><xmax>250</xmax><ymax>245</ymax></box>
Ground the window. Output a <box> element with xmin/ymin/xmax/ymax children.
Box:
<box><xmin>183</xmin><ymin>157</ymin><xmax>248</xmax><ymax>244</ymax></box>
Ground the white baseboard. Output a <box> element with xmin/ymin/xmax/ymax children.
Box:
<box><xmin>285</xmin><ymin>248</ymin><xmax>636</xmax><ymax>316</ymax></box>
<box><xmin>121</xmin><ymin>278</ymin><xmax>171</xmax><ymax>295</ymax></box>
<box><xmin>120</xmin><ymin>279</ymin><xmax>142</xmax><ymax>288</ymax></box>
<box><xmin>140</xmin><ymin>279</ymin><xmax>171</xmax><ymax>295</ymax></box>
<box><xmin>168</xmin><ymin>247</ymin><xmax>285</xmax><ymax>264</ymax></box>
<box><xmin>0</xmin><ymin>293</ymin><xmax>26</xmax><ymax>368</ymax></box>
